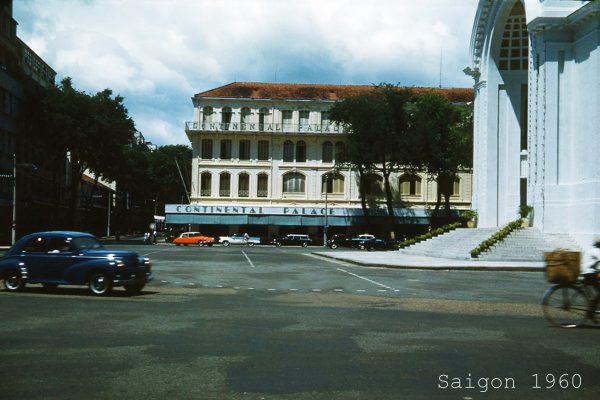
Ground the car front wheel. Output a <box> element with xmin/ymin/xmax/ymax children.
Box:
<box><xmin>4</xmin><ymin>270</ymin><xmax>25</xmax><ymax>292</ymax></box>
<box><xmin>302</xmin><ymin>242</ymin><xmax>308</xmax><ymax>248</ymax></box>
<box><xmin>330</xmin><ymin>243</ymin><xmax>338</xmax><ymax>249</ymax></box>
<box><xmin>88</xmin><ymin>272</ymin><xmax>112</xmax><ymax>296</ymax></box>
<box><xmin>222</xmin><ymin>241</ymin><xmax>230</xmax><ymax>247</ymax></box>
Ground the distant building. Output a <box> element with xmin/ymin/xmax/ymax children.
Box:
<box><xmin>467</xmin><ymin>0</ymin><xmax>600</xmax><ymax>246</ymax></box>
<box><xmin>166</xmin><ymin>82</ymin><xmax>473</xmax><ymax>240</ymax></box>
<box><xmin>0</xmin><ymin>0</ymin><xmax>62</xmax><ymax>243</ymax></box>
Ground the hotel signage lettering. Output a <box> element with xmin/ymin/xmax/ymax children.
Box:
<box><xmin>168</xmin><ymin>204</ymin><xmax>338</xmax><ymax>216</ymax></box>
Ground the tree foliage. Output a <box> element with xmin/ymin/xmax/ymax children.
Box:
<box><xmin>329</xmin><ymin>84</ymin><xmax>473</xmax><ymax>221</ymax></box>
<box><xmin>329</xmin><ymin>84</ymin><xmax>414</xmax><ymax>217</ymax></box>
<box><xmin>30</xmin><ymin>77</ymin><xmax>136</xmax><ymax>213</ymax></box>
<box><xmin>411</xmin><ymin>93</ymin><xmax>473</xmax><ymax>216</ymax></box>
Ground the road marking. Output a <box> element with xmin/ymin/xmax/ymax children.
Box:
<box><xmin>357</xmin><ymin>289</ymin><xmax>366</xmax><ymax>292</ymax></box>
<box><xmin>241</xmin><ymin>250</ymin><xmax>255</xmax><ymax>268</ymax></box>
<box><xmin>312</xmin><ymin>289</ymin><xmax>321</xmax><ymax>292</ymax></box>
<box><xmin>268</xmin><ymin>288</ymin><xmax>277</xmax><ymax>291</ymax></box>
<box><xmin>336</xmin><ymin>267</ymin><xmax>397</xmax><ymax>291</ymax></box>
<box><xmin>141</xmin><ymin>250</ymin><xmax>163</xmax><ymax>257</ymax></box>
<box><xmin>289</xmin><ymin>288</ymin><xmax>299</xmax><ymax>291</ymax></box>
<box><xmin>334</xmin><ymin>289</ymin><xmax>343</xmax><ymax>292</ymax></box>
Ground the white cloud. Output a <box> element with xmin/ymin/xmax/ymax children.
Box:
<box><xmin>14</xmin><ymin>0</ymin><xmax>479</xmax><ymax>146</ymax></box>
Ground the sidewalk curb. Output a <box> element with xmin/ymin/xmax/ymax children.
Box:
<box><xmin>313</xmin><ymin>252</ymin><xmax>545</xmax><ymax>272</ymax></box>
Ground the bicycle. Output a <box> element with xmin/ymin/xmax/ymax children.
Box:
<box><xmin>542</xmin><ymin>278</ymin><xmax>599</xmax><ymax>328</ymax></box>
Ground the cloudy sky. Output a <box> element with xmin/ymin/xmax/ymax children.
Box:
<box><xmin>14</xmin><ymin>0</ymin><xmax>479</xmax><ymax>146</ymax></box>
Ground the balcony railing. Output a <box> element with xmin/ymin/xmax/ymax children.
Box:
<box><xmin>186</xmin><ymin>121</ymin><xmax>344</xmax><ymax>134</ymax></box>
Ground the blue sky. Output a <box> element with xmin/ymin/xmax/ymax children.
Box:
<box><xmin>14</xmin><ymin>0</ymin><xmax>479</xmax><ymax>146</ymax></box>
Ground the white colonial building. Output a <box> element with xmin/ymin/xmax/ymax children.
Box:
<box><xmin>166</xmin><ymin>82</ymin><xmax>473</xmax><ymax>240</ymax></box>
<box><xmin>467</xmin><ymin>0</ymin><xmax>600</xmax><ymax>246</ymax></box>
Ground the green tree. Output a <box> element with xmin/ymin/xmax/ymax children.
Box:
<box><xmin>329</xmin><ymin>84</ymin><xmax>415</xmax><ymax>218</ymax></box>
<box><xmin>411</xmin><ymin>93</ymin><xmax>473</xmax><ymax>217</ymax></box>
<box><xmin>28</xmin><ymin>77</ymin><xmax>136</xmax><ymax>224</ymax></box>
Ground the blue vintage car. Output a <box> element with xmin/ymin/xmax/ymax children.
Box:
<box><xmin>0</xmin><ymin>231</ymin><xmax>152</xmax><ymax>296</ymax></box>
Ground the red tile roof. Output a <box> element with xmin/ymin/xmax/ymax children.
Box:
<box><xmin>195</xmin><ymin>82</ymin><xmax>473</xmax><ymax>103</ymax></box>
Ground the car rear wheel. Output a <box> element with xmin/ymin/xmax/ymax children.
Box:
<box><xmin>330</xmin><ymin>243</ymin><xmax>338</xmax><ymax>249</ymax></box>
<box><xmin>88</xmin><ymin>272</ymin><xmax>112</xmax><ymax>296</ymax></box>
<box><xmin>276</xmin><ymin>242</ymin><xmax>282</xmax><ymax>247</ymax></box>
<box><xmin>197</xmin><ymin>240</ymin><xmax>204</xmax><ymax>246</ymax></box>
<box><xmin>4</xmin><ymin>270</ymin><xmax>25</xmax><ymax>292</ymax></box>
<box><xmin>124</xmin><ymin>282</ymin><xmax>145</xmax><ymax>296</ymax></box>
<box><xmin>358</xmin><ymin>244</ymin><xmax>366</xmax><ymax>250</ymax></box>
<box><xmin>248</xmin><ymin>242</ymin><xmax>255</xmax><ymax>247</ymax></box>
<box><xmin>302</xmin><ymin>242</ymin><xmax>308</xmax><ymax>248</ymax></box>
<box><xmin>222</xmin><ymin>241</ymin><xmax>230</xmax><ymax>247</ymax></box>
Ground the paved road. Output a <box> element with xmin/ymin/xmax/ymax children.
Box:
<box><xmin>134</xmin><ymin>243</ymin><xmax>547</xmax><ymax>303</ymax></box>
<box><xmin>1</xmin><ymin>243</ymin><xmax>599</xmax><ymax>399</ymax></box>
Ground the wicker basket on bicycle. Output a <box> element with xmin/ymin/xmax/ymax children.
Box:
<box><xmin>543</xmin><ymin>250</ymin><xmax>581</xmax><ymax>284</ymax></box>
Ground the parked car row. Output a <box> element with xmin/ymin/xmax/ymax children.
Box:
<box><xmin>168</xmin><ymin>232</ymin><xmax>397</xmax><ymax>250</ymax></box>
<box><xmin>168</xmin><ymin>232</ymin><xmax>314</xmax><ymax>247</ymax></box>
<box><xmin>326</xmin><ymin>233</ymin><xmax>395</xmax><ymax>251</ymax></box>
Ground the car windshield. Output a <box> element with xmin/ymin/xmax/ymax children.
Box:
<box><xmin>71</xmin><ymin>236</ymin><xmax>104</xmax><ymax>251</ymax></box>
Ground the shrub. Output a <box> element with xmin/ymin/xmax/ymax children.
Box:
<box><xmin>397</xmin><ymin>222</ymin><xmax>462</xmax><ymax>249</ymax></box>
<box><xmin>469</xmin><ymin>218</ymin><xmax>523</xmax><ymax>258</ymax></box>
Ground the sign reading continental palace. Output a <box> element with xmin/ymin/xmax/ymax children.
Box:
<box><xmin>165</xmin><ymin>204</ymin><xmax>392</xmax><ymax>217</ymax></box>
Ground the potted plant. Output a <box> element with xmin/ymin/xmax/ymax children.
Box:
<box><xmin>519</xmin><ymin>205</ymin><xmax>533</xmax><ymax>227</ymax></box>
<box><xmin>463</xmin><ymin>209</ymin><xmax>478</xmax><ymax>228</ymax></box>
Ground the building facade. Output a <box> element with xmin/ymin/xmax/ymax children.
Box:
<box><xmin>467</xmin><ymin>0</ymin><xmax>600</xmax><ymax>246</ymax></box>
<box><xmin>167</xmin><ymin>82</ymin><xmax>473</xmax><ymax>241</ymax></box>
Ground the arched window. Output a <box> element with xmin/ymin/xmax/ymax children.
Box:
<box><xmin>219</xmin><ymin>172</ymin><xmax>231</xmax><ymax>197</ymax></box>
<box><xmin>238</xmin><ymin>173</ymin><xmax>249</xmax><ymax>197</ymax></box>
<box><xmin>299</xmin><ymin>110</ymin><xmax>310</xmax><ymax>131</ymax></box>
<box><xmin>296</xmin><ymin>140</ymin><xmax>306</xmax><ymax>162</ymax></box>
<box><xmin>258</xmin><ymin>107</ymin><xmax>269</xmax><ymax>131</ymax></box>
<box><xmin>452</xmin><ymin>177</ymin><xmax>460</xmax><ymax>196</ymax></box>
<box><xmin>200</xmin><ymin>172</ymin><xmax>212</xmax><ymax>197</ymax></box>
<box><xmin>322</xmin><ymin>173</ymin><xmax>344</xmax><ymax>194</ymax></box>
<box><xmin>399</xmin><ymin>174</ymin><xmax>422</xmax><ymax>196</ymax></box>
<box><xmin>361</xmin><ymin>174</ymin><xmax>383</xmax><ymax>197</ymax></box>
<box><xmin>257</xmin><ymin>173</ymin><xmax>269</xmax><ymax>197</ymax></box>
<box><xmin>221</xmin><ymin>107</ymin><xmax>232</xmax><ymax>130</ymax></box>
<box><xmin>239</xmin><ymin>139</ymin><xmax>251</xmax><ymax>160</ymax></box>
<box><xmin>498</xmin><ymin>1</ymin><xmax>528</xmax><ymax>71</ymax></box>
<box><xmin>241</xmin><ymin>107</ymin><xmax>251</xmax><ymax>130</ymax></box>
<box><xmin>334</xmin><ymin>141</ymin><xmax>345</xmax><ymax>161</ymax></box>
<box><xmin>201</xmin><ymin>139</ymin><xmax>213</xmax><ymax>159</ymax></box>
<box><xmin>283</xmin><ymin>172</ymin><xmax>305</xmax><ymax>193</ymax></box>
<box><xmin>202</xmin><ymin>106</ymin><xmax>214</xmax><ymax>124</ymax></box>
<box><xmin>322</xmin><ymin>141</ymin><xmax>333</xmax><ymax>163</ymax></box>
<box><xmin>283</xmin><ymin>140</ymin><xmax>294</xmax><ymax>162</ymax></box>
<box><xmin>220</xmin><ymin>139</ymin><xmax>232</xmax><ymax>159</ymax></box>
<box><xmin>282</xmin><ymin>110</ymin><xmax>293</xmax><ymax>132</ymax></box>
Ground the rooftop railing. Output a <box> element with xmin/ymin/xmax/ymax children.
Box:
<box><xmin>185</xmin><ymin>121</ymin><xmax>345</xmax><ymax>134</ymax></box>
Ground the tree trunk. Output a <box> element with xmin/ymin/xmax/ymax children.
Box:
<box><xmin>357</xmin><ymin>167</ymin><xmax>370</xmax><ymax>225</ymax></box>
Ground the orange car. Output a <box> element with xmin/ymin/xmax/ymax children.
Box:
<box><xmin>172</xmin><ymin>232</ymin><xmax>215</xmax><ymax>246</ymax></box>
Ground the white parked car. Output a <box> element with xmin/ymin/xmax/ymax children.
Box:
<box><xmin>218</xmin><ymin>234</ymin><xmax>261</xmax><ymax>247</ymax></box>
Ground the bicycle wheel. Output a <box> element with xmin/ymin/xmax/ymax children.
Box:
<box><xmin>542</xmin><ymin>285</ymin><xmax>590</xmax><ymax>328</ymax></box>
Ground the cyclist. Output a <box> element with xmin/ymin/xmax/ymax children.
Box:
<box><xmin>581</xmin><ymin>239</ymin><xmax>600</xmax><ymax>319</ymax></box>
